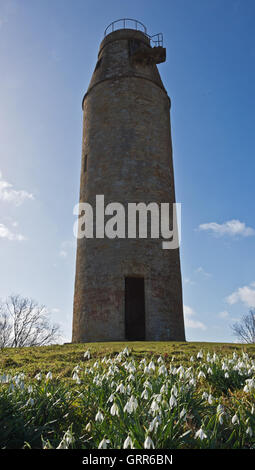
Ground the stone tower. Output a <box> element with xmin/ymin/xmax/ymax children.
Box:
<box><xmin>72</xmin><ymin>19</ymin><xmax>186</xmax><ymax>342</ymax></box>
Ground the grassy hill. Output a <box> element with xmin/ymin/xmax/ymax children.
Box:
<box><xmin>1</xmin><ymin>340</ymin><xmax>255</xmax><ymax>380</ymax></box>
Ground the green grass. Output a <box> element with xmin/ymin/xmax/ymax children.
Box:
<box><xmin>1</xmin><ymin>340</ymin><xmax>255</xmax><ymax>380</ymax></box>
<box><xmin>1</xmin><ymin>341</ymin><xmax>255</xmax><ymax>449</ymax></box>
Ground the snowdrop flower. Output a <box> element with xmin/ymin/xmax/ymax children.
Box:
<box><xmin>208</xmin><ymin>394</ymin><xmax>214</xmax><ymax>405</ymax></box>
<box><xmin>169</xmin><ymin>394</ymin><xmax>177</xmax><ymax>409</ymax></box>
<box><xmin>124</xmin><ymin>395</ymin><xmax>138</xmax><ymax>414</ymax></box>
<box><xmin>189</xmin><ymin>377</ymin><xmax>196</xmax><ymax>386</ymax></box>
<box><xmin>190</xmin><ymin>356</ymin><xmax>194</xmax><ymax>362</ymax></box>
<box><xmin>84</xmin><ymin>349</ymin><xmax>91</xmax><ymax>359</ymax></box>
<box><xmin>202</xmin><ymin>392</ymin><xmax>209</xmax><ymax>400</ymax></box>
<box><xmin>160</xmin><ymin>383</ymin><xmax>167</xmax><ymax>394</ymax></box>
<box><xmin>171</xmin><ymin>384</ymin><xmax>178</xmax><ymax>397</ymax></box>
<box><xmin>46</xmin><ymin>371</ymin><xmax>52</xmax><ymax>380</ymax></box>
<box><xmin>148</xmin><ymin>361</ymin><xmax>156</xmax><ymax>372</ymax></box>
<box><xmin>85</xmin><ymin>422</ymin><xmax>92</xmax><ymax>432</ymax></box>
<box><xmin>72</xmin><ymin>372</ymin><xmax>81</xmax><ymax>384</ymax></box>
<box><xmin>150</xmin><ymin>399</ymin><xmax>160</xmax><ymax>414</ymax></box>
<box><xmin>177</xmin><ymin>365</ymin><xmax>184</xmax><ymax>376</ymax></box>
<box><xmin>110</xmin><ymin>402</ymin><xmax>119</xmax><ymax>417</ymax></box>
<box><xmin>144</xmin><ymin>380</ymin><xmax>152</xmax><ymax>390</ymax></box>
<box><xmin>128</xmin><ymin>363</ymin><xmax>136</xmax><ymax>374</ymax></box>
<box><xmin>72</xmin><ymin>372</ymin><xmax>79</xmax><ymax>381</ymax></box>
<box><xmin>245</xmin><ymin>378</ymin><xmax>255</xmax><ymax>392</ymax></box>
<box><xmin>197</xmin><ymin>350</ymin><xmax>203</xmax><ymax>359</ymax></box>
<box><xmin>198</xmin><ymin>371</ymin><xmax>206</xmax><ymax>379</ymax></box>
<box><xmin>123</xmin><ymin>347</ymin><xmax>130</xmax><ymax>356</ymax></box>
<box><xmin>144</xmin><ymin>435</ymin><xmax>155</xmax><ymax>449</ymax></box>
<box><xmin>141</xmin><ymin>388</ymin><xmax>149</xmax><ymax>400</ymax></box>
<box><xmin>207</xmin><ymin>367</ymin><xmax>213</xmax><ymax>375</ymax></box>
<box><xmin>107</xmin><ymin>393</ymin><xmax>115</xmax><ymax>403</ymax></box>
<box><xmin>57</xmin><ymin>428</ymin><xmax>75</xmax><ymax>449</ymax></box>
<box><xmin>195</xmin><ymin>428</ymin><xmax>207</xmax><ymax>440</ymax></box>
<box><xmin>149</xmin><ymin>416</ymin><xmax>161</xmax><ymax>433</ymax></box>
<box><xmin>180</xmin><ymin>408</ymin><xmax>187</xmax><ymax>420</ymax></box>
<box><xmin>246</xmin><ymin>426</ymin><xmax>253</xmax><ymax>437</ymax></box>
<box><xmin>95</xmin><ymin>410</ymin><xmax>104</xmax><ymax>423</ymax></box>
<box><xmin>217</xmin><ymin>404</ymin><xmax>225</xmax><ymax>414</ymax></box>
<box><xmin>232</xmin><ymin>414</ymin><xmax>239</xmax><ymax>425</ymax></box>
<box><xmin>128</xmin><ymin>374</ymin><xmax>135</xmax><ymax>382</ymax></box>
<box><xmin>28</xmin><ymin>385</ymin><xmax>33</xmax><ymax>393</ymax></box>
<box><xmin>144</xmin><ymin>366</ymin><xmax>150</xmax><ymax>374</ymax></box>
<box><xmin>154</xmin><ymin>393</ymin><xmax>162</xmax><ymax>403</ymax></box>
<box><xmin>224</xmin><ymin>372</ymin><xmax>229</xmax><ymax>378</ymax></box>
<box><xmin>157</xmin><ymin>356</ymin><xmax>164</xmax><ymax>364</ymax></box>
<box><xmin>116</xmin><ymin>382</ymin><xmax>125</xmax><ymax>394</ymax></box>
<box><xmin>115</xmin><ymin>352</ymin><xmax>123</xmax><ymax>362</ymax></box>
<box><xmin>123</xmin><ymin>435</ymin><xmax>133</xmax><ymax>449</ymax></box>
<box><xmin>158</xmin><ymin>364</ymin><xmax>168</xmax><ymax>376</ymax></box>
<box><xmin>35</xmin><ymin>372</ymin><xmax>42</xmax><ymax>381</ymax></box>
<box><xmin>98</xmin><ymin>438</ymin><xmax>110</xmax><ymax>449</ymax></box>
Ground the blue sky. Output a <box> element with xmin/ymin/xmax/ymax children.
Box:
<box><xmin>0</xmin><ymin>0</ymin><xmax>255</xmax><ymax>343</ymax></box>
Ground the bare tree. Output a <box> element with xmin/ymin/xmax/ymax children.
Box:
<box><xmin>231</xmin><ymin>309</ymin><xmax>255</xmax><ymax>344</ymax></box>
<box><xmin>0</xmin><ymin>294</ymin><xmax>61</xmax><ymax>348</ymax></box>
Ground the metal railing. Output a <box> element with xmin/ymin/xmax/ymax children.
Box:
<box><xmin>149</xmin><ymin>33</ymin><xmax>163</xmax><ymax>47</ymax></box>
<box><xmin>104</xmin><ymin>19</ymin><xmax>163</xmax><ymax>47</ymax></box>
<box><xmin>104</xmin><ymin>19</ymin><xmax>147</xmax><ymax>36</ymax></box>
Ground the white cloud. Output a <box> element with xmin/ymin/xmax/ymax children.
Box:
<box><xmin>218</xmin><ymin>310</ymin><xmax>230</xmax><ymax>319</ymax></box>
<box><xmin>184</xmin><ymin>277</ymin><xmax>196</xmax><ymax>286</ymax></box>
<box><xmin>198</xmin><ymin>219</ymin><xmax>255</xmax><ymax>237</ymax></box>
<box><xmin>0</xmin><ymin>223</ymin><xmax>26</xmax><ymax>241</ymax></box>
<box><xmin>195</xmin><ymin>266</ymin><xmax>211</xmax><ymax>278</ymax></box>
<box><xmin>0</xmin><ymin>171</ymin><xmax>34</xmax><ymax>206</ymax></box>
<box><xmin>226</xmin><ymin>282</ymin><xmax>255</xmax><ymax>308</ymax></box>
<box><xmin>183</xmin><ymin>305</ymin><xmax>207</xmax><ymax>330</ymax></box>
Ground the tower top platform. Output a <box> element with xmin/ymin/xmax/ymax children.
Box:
<box><xmin>104</xmin><ymin>18</ymin><xmax>163</xmax><ymax>47</ymax></box>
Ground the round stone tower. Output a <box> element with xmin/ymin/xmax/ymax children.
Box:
<box><xmin>72</xmin><ymin>20</ymin><xmax>186</xmax><ymax>342</ymax></box>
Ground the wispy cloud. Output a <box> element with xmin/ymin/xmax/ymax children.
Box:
<box><xmin>218</xmin><ymin>310</ymin><xmax>230</xmax><ymax>319</ymax></box>
<box><xmin>184</xmin><ymin>305</ymin><xmax>207</xmax><ymax>330</ymax></box>
<box><xmin>0</xmin><ymin>222</ymin><xmax>26</xmax><ymax>241</ymax></box>
<box><xmin>198</xmin><ymin>219</ymin><xmax>255</xmax><ymax>238</ymax></box>
<box><xmin>226</xmin><ymin>282</ymin><xmax>255</xmax><ymax>308</ymax></box>
<box><xmin>195</xmin><ymin>266</ymin><xmax>212</xmax><ymax>278</ymax></box>
<box><xmin>0</xmin><ymin>171</ymin><xmax>34</xmax><ymax>206</ymax></box>
<box><xmin>184</xmin><ymin>277</ymin><xmax>196</xmax><ymax>286</ymax></box>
